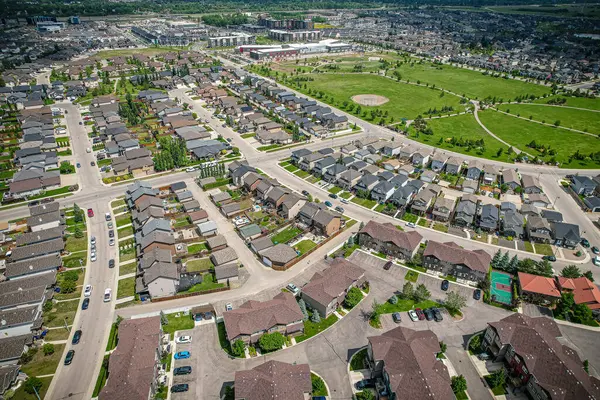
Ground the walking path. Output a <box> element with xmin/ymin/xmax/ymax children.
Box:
<box><xmin>472</xmin><ymin>102</ymin><xmax>531</xmax><ymax>156</ymax></box>
<box><xmin>493</xmin><ymin>108</ymin><xmax>598</xmax><ymax>138</ymax></box>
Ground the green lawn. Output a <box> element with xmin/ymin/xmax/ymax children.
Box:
<box><xmin>285</xmin><ymin>164</ymin><xmax>299</xmax><ymax>172</ymax></box>
<box><xmin>115</xmin><ymin>213</ymin><xmax>132</xmax><ymax>227</ymax></box>
<box><xmin>65</xmin><ymin>235</ymin><xmax>88</xmax><ymax>252</ymax></box>
<box><xmin>294</xmin><ymin>239</ymin><xmax>317</xmax><ymax>255</ymax></box>
<box><xmin>161</xmin><ymin>312</ymin><xmax>195</xmax><ymax>339</ymax></box>
<box><xmin>272</xmin><ymin>226</ymin><xmax>302</xmax><ymax>244</ymax></box>
<box><xmin>328</xmin><ymin>186</ymin><xmax>343</xmax><ymax>194</ymax></box>
<box><xmin>20</xmin><ymin>344</ymin><xmax>66</xmax><ymax>376</ymax></box>
<box><xmin>534</xmin><ymin>95</ymin><xmax>600</xmax><ymax>111</ymax></box>
<box><xmin>11</xmin><ymin>376</ymin><xmax>53</xmax><ymax>400</ymax></box>
<box><xmin>484</xmin><ymin>375</ymin><xmax>507</xmax><ymax>396</ymax></box>
<box><xmin>378</xmin><ymin>298</ymin><xmax>441</xmax><ymax>314</ymax></box>
<box><xmin>180</xmin><ymin>273</ymin><xmax>225</xmax><ymax>293</ymax></box>
<box><xmin>293</xmin><ymin>169</ymin><xmax>310</xmax><ymax>178</ymax></box>
<box><xmin>390</xmin><ymin>61</ymin><xmax>550</xmax><ymax>99</ymax></box>
<box><xmin>350</xmin><ymin>348</ymin><xmax>369</xmax><ymax>371</ymax></box>
<box><xmin>297</xmin><ymin>73</ymin><xmax>465</xmax><ymax>120</ymax></box>
<box><xmin>497</xmin><ymin>103</ymin><xmax>600</xmax><ymax>134</ymax></box>
<box><xmin>117</xmin><ymin>277</ymin><xmax>136</xmax><ymax>299</ymax></box>
<box><xmin>119</xmin><ymin>252</ymin><xmax>136</xmax><ymax>263</ymax></box>
<box><xmin>62</xmin><ymin>253</ymin><xmax>87</xmax><ymax>268</ymax></box>
<box><xmin>478</xmin><ymin>110</ymin><xmax>600</xmax><ymax>168</ymax></box>
<box><xmin>351</xmin><ymin>197</ymin><xmax>377</xmax><ymax>209</ymax></box>
<box><xmin>44</xmin><ymin>300</ymin><xmax>79</xmax><ymax>327</ymax></box>
<box><xmin>185</xmin><ymin>257</ymin><xmax>214</xmax><ymax>272</ymax></box>
<box><xmin>28</xmin><ymin>186</ymin><xmax>72</xmax><ymax>200</ymax></box>
<box><xmin>241</xmin><ymin>133</ymin><xmax>255</xmax><ymax>139</ymax></box>
<box><xmin>43</xmin><ymin>328</ymin><xmax>71</xmax><ymax>341</ymax></box>
<box><xmin>374</xmin><ymin>204</ymin><xmax>386</xmax><ymax>212</ymax></box>
<box><xmin>524</xmin><ymin>241</ymin><xmax>534</xmax><ymax>253</ymax></box>
<box><xmin>340</xmin><ymin>191</ymin><xmax>353</xmax><ymax>199</ymax></box>
<box><xmin>405</xmin><ymin>270</ymin><xmax>419</xmax><ymax>283</ymax></box>
<box><xmin>401</xmin><ymin>212</ymin><xmax>419</xmax><ymax>223</ymax></box>
<box><xmin>311</xmin><ymin>373</ymin><xmax>329</xmax><ymax>397</ymax></box>
<box><xmin>119</xmin><ymin>262</ymin><xmax>137</xmax><ymax>276</ymax></box>
<box><xmin>117</xmin><ymin>225</ymin><xmax>134</xmax><ymax>239</ymax></box>
<box><xmin>296</xmin><ymin>314</ymin><xmax>339</xmax><ymax>343</ymax></box>
<box><xmin>110</xmin><ymin>198</ymin><xmax>126</xmax><ymax>209</ymax></box>
<box><xmin>535</xmin><ymin>243</ymin><xmax>554</xmax><ymax>256</ymax></box>
<box><xmin>410</xmin><ymin>113</ymin><xmax>508</xmax><ymax>162</ymax></box>
<box><xmin>187</xmin><ymin>242</ymin><xmax>207</xmax><ymax>254</ymax></box>
<box><xmin>433</xmin><ymin>223</ymin><xmax>449</xmax><ymax>233</ymax></box>
<box><xmin>216</xmin><ymin>321</ymin><xmax>235</xmax><ymax>356</ymax></box>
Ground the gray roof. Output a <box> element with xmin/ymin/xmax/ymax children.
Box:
<box><xmin>260</xmin><ymin>243</ymin><xmax>298</xmax><ymax>264</ymax></box>
<box><xmin>0</xmin><ymin>304</ymin><xmax>40</xmax><ymax>329</ymax></box>
<box><xmin>0</xmin><ymin>365</ymin><xmax>20</xmax><ymax>393</ymax></box>
<box><xmin>0</xmin><ymin>285</ymin><xmax>46</xmax><ymax>310</ymax></box>
<box><xmin>9</xmin><ymin>239</ymin><xmax>64</xmax><ymax>262</ymax></box>
<box><xmin>552</xmin><ymin>222</ymin><xmax>580</xmax><ymax>242</ymax></box>
<box><xmin>144</xmin><ymin>262</ymin><xmax>178</xmax><ymax>284</ymax></box>
<box><xmin>139</xmin><ymin>248</ymin><xmax>172</xmax><ymax>270</ymax></box>
<box><xmin>211</xmin><ymin>247</ymin><xmax>238</xmax><ymax>266</ymax></box>
<box><xmin>139</xmin><ymin>231</ymin><xmax>174</xmax><ymax>250</ymax></box>
<box><xmin>251</xmin><ymin>236</ymin><xmax>275</xmax><ymax>253</ymax></box>
<box><xmin>212</xmin><ymin>192</ymin><xmax>232</xmax><ymax>203</ymax></box>
<box><xmin>198</xmin><ymin>220</ymin><xmax>217</xmax><ymax>234</ymax></box>
<box><xmin>6</xmin><ymin>254</ymin><xmax>62</xmax><ymax>278</ymax></box>
<box><xmin>140</xmin><ymin>218</ymin><xmax>172</xmax><ymax>237</ymax></box>
<box><xmin>0</xmin><ymin>334</ymin><xmax>31</xmax><ymax>362</ymax></box>
<box><xmin>239</xmin><ymin>224</ymin><xmax>262</xmax><ymax>238</ymax></box>
<box><xmin>29</xmin><ymin>202</ymin><xmax>59</xmax><ymax>216</ymax></box>
<box><xmin>214</xmin><ymin>263</ymin><xmax>239</xmax><ymax>280</ymax></box>
<box><xmin>16</xmin><ymin>226</ymin><xmax>64</xmax><ymax>246</ymax></box>
<box><xmin>26</xmin><ymin>210</ymin><xmax>61</xmax><ymax>228</ymax></box>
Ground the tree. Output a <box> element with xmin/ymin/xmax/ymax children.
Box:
<box><xmin>344</xmin><ymin>287</ymin><xmax>363</xmax><ymax>309</ymax></box>
<box><xmin>584</xmin><ymin>360</ymin><xmax>590</xmax><ymax>374</ymax></box>
<box><xmin>499</xmin><ymin>252</ymin><xmax>510</xmax><ymax>270</ymax></box>
<box><xmin>160</xmin><ymin>311</ymin><xmax>168</xmax><ymax>326</ymax></box>
<box><xmin>74</xmin><ymin>226</ymin><xmax>84</xmax><ymax>238</ymax></box>
<box><xmin>508</xmin><ymin>255</ymin><xmax>519</xmax><ymax>273</ymax></box>
<box><xmin>401</xmin><ymin>282</ymin><xmax>414</xmax><ymax>299</ymax></box>
<box><xmin>356</xmin><ymin>390</ymin><xmax>375</xmax><ymax>400</ymax></box>
<box><xmin>555</xmin><ymin>292</ymin><xmax>576</xmax><ymax>319</ymax></box>
<box><xmin>370</xmin><ymin>300</ymin><xmax>382</xmax><ymax>327</ymax></box>
<box><xmin>43</xmin><ymin>300</ymin><xmax>53</xmax><ymax>313</ymax></box>
<box><xmin>298</xmin><ymin>298</ymin><xmax>309</xmax><ymax>321</ymax></box>
<box><xmin>231</xmin><ymin>340</ymin><xmax>246</xmax><ymax>357</ymax></box>
<box><xmin>439</xmin><ymin>341</ymin><xmax>447</xmax><ymax>354</ymax></box>
<box><xmin>489</xmin><ymin>368</ymin><xmax>506</xmax><ymax>388</ymax></box>
<box><xmin>561</xmin><ymin>265</ymin><xmax>582</xmax><ymax>278</ymax></box>
<box><xmin>389</xmin><ymin>295</ymin><xmax>398</xmax><ymax>304</ymax></box>
<box><xmin>491</xmin><ymin>250</ymin><xmax>502</xmax><ymax>268</ymax></box>
<box><xmin>413</xmin><ymin>284</ymin><xmax>431</xmax><ymax>302</ymax></box>
<box><xmin>24</xmin><ymin>377</ymin><xmax>44</xmax><ymax>395</ymax></box>
<box><xmin>258</xmin><ymin>332</ymin><xmax>285</xmax><ymax>352</ymax></box>
<box><xmin>451</xmin><ymin>375</ymin><xmax>468</xmax><ymax>394</ymax></box>
<box><xmin>60</xmin><ymin>279</ymin><xmax>76</xmax><ymax>294</ymax></box>
<box><xmin>73</xmin><ymin>203</ymin><xmax>83</xmax><ymax>223</ymax></box>
<box><xmin>446</xmin><ymin>291</ymin><xmax>467</xmax><ymax>313</ymax></box>
<box><xmin>583</xmin><ymin>270</ymin><xmax>594</xmax><ymax>282</ymax></box>
<box><xmin>311</xmin><ymin>311</ymin><xmax>321</xmax><ymax>323</ymax></box>
<box><xmin>43</xmin><ymin>343</ymin><xmax>55</xmax><ymax>356</ymax></box>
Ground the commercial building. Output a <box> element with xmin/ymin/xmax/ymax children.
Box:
<box><xmin>208</xmin><ymin>32</ymin><xmax>255</xmax><ymax>48</ymax></box>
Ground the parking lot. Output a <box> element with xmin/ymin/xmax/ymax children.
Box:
<box><xmin>171</xmin><ymin>329</ymin><xmax>198</xmax><ymax>400</ymax></box>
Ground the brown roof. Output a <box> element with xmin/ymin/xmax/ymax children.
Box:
<box><xmin>368</xmin><ymin>326</ymin><xmax>453</xmax><ymax>400</ymax></box>
<box><xmin>99</xmin><ymin>316</ymin><xmax>161</xmax><ymax>400</ymax></box>
<box><xmin>234</xmin><ymin>361</ymin><xmax>311</xmax><ymax>400</ymax></box>
<box><xmin>223</xmin><ymin>292</ymin><xmax>303</xmax><ymax>340</ymax></box>
<box><xmin>188</xmin><ymin>209</ymin><xmax>208</xmax><ymax>222</ymax></box>
<box><xmin>518</xmin><ymin>272</ymin><xmax>561</xmax><ymax>298</ymax></box>
<box><xmin>359</xmin><ymin>220</ymin><xmax>422</xmax><ymax>252</ymax></box>
<box><xmin>302</xmin><ymin>258</ymin><xmax>365</xmax><ymax>307</ymax></box>
<box><xmin>489</xmin><ymin>314</ymin><xmax>600</xmax><ymax>399</ymax></box>
<box><xmin>423</xmin><ymin>241</ymin><xmax>490</xmax><ymax>273</ymax></box>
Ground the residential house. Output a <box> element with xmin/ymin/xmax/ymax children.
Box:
<box><xmin>234</xmin><ymin>361</ymin><xmax>311</xmax><ymax>400</ymax></box>
<box><xmin>502</xmin><ymin>169</ymin><xmax>521</xmax><ymax>191</ymax></box>
<box><xmin>584</xmin><ymin>196</ymin><xmax>600</xmax><ymax>212</ymax></box>
<box><xmin>430</xmin><ymin>153</ymin><xmax>448</xmax><ymax>172</ymax></box>
<box><xmin>453</xmin><ymin>195</ymin><xmax>477</xmax><ymax>227</ymax></box>
<box><xmin>370</xmin><ymin>181</ymin><xmax>395</xmax><ymax>203</ymax></box>
<box><xmin>423</xmin><ymin>241</ymin><xmax>491</xmax><ymax>282</ymax></box>
<box><xmin>521</xmin><ymin>175</ymin><xmax>543</xmax><ymax>194</ymax></box>
<box><xmin>502</xmin><ymin>210</ymin><xmax>524</xmax><ymax>238</ymax></box>
<box><xmin>411</xmin><ymin>188</ymin><xmax>436</xmax><ymax>215</ymax></box>
<box><xmin>210</xmin><ymin>247</ymin><xmax>238</xmax><ymax>266</ymax></box>
<box><xmin>260</xmin><ymin>244</ymin><xmax>298</xmax><ymax>269</ymax></box>
<box><xmin>483</xmin><ymin>165</ymin><xmax>499</xmax><ymax>184</ymax></box>
<box><xmin>412</xmin><ymin>150</ymin><xmax>431</xmax><ymax>167</ymax></box>
<box><xmin>552</xmin><ymin>222</ymin><xmax>580</xmax><ymax>248</ymax></box>
<box><xmin>466</xmin><ymin>161</ymin><xmax>483</xmax><ymax>181</ymax></box>
<box><xmin>461</xmin><ymin>179</ymin><xmax>479</xmax><ymax>194</ymax></box>
<box><xmin>432</xmin><ymin>197</ymin><xmax>454</xmax><ymax>222</ymax></box>
<box><xmin>214</xmin><ymin>263</ymin><xmax>239</xmax><ymax>284</ymax></box>
<box><xmin>526</xmin><ymin>216</ymin><xmax>552</xmax><ymax>243</ymax></box>
<box><xmin>357</xmin><ymin>220</ymin><xmax>422</xmax><ymax>260</ymax></box>
<box><xmin>354</xmin><ymin>174</ymin><xmax>379</xmax><ymax>194</ymax></box>
<box><xmin>571</xmin><ymin>176</ymin><xmax>596</xmax><ymax>196</ymax></box>
<box><xmin>338</xmin><ymin>170</ymin><xmax>362</xmax><ymax>191</ymax></box>
<box><xmin>445</xmin><ymin>157</ymin><xmax>463</xmax><ymax>175</ymax></box>
<box><xmin>279</xmin><ymin>194</ymin><xmax>306</xmax><ymax>220</ymax></box>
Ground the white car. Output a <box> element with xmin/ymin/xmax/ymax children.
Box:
<box><xmin>86</xmin><ymin>148</ymin><xmax>91</xmax><ymax>153</ymax></box>
<box><xmin>225</xmin><ymin>303</ymin><xmax>233</xmax><ymax>311</ymax></box>
<box><xmin>90</xmin><ymin>253</ymin><xmax>97</xmax><ymax>262</ymax></box>
<box><xmin>408</xmin><ymin>309</ymin><xmax>419</xmax><ymax>322</ymax></box>
<box><xmin>406</xmin><ymin>222</ymin><xmax>416</xmax><ymax>228</ymax></box>
<box><xmin>90</xmin><ymin>236</ymin><xmax>96</xmax><ymax>245</ymax></box>
<box><xmin>286</xmin><ymin>283</ymin><xmax>300</xmax><ymax>295</ymax></box>
<box><xmin>84</xmin><ymin>285</ymin><xmax>92</xmax><ymax>297</ymax></box>
<box><xmin>186</xmin><ymin>167</ymin><xmax>196</xmax><ymax>172</ymax></box>
<box><xmin>340</xmin><ymin>198</ymin><xmax>349</xmax><ymax>204</ymax></box>
<box><xmin>103</xmin><ymin>288</ymin><xmax>112</xmax><ymax>303</ymax></box>
<box><xmin>109</xmin><ymin>239</ymin><xmax>115</xmax><ymax>246</ymax></box>
<box><xmin>176</xmin><ymin>336</ymin><xmax>192</xmax><ymax>344</ymax></box>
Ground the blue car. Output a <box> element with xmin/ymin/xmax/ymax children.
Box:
<box><xmin>174</xmin><ymin>351</ymin><xmax>191</xmax><ymax>360</ymax></box>
<box><xmin>324</xmin><ymin>201</ymin><xmax>333</xmax><ymax>207</ymax></box>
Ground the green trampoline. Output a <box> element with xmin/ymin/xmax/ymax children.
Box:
<box><xmin>490</xmin><ymin>270</ymin><xmax>512</xmax><ymax>305</ymax></box>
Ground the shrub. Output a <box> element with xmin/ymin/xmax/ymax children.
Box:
<box><xmin>24</xmin><ymin>377</ymin><xmax>44</xmax><ymax>395</ymax></box>
<box><xmin>344</xmin><ymin>287</ymin><xmax>363</xmax><ymax>309</ymax></box>
<box><xmin>451</xmin><ymin>375</ymin><xmax>467</xmax><ymax>393</ymax></box>
<box><xmin>231</xmin><ymin>340</ymin><xmax>246</xmax><ymax>357</ymax></box>
<box><xmin>258</xmin><ymin>332</ymin><xmax>285</xmax><ymax>353</ymax></box>
<box><xmin>43</xmin><ymin>343</ymin><xmax>55</xmax><ymax>356</ymax></box>
<box><xmin>310</xmin><ymin>311</ymin><xmax>321</xmax><ymax>323</ymax></box>
<box><xmin>43</xmin><ymin>301</ymin><xmax>53</xmax><ymax>313</ymax></box>
<box><xmin>389</xmin><ymin>295</ymin><xmax>398</xmax><ymax>304</ymax></box>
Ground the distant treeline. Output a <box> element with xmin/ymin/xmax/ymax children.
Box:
<box><xmin>201</xmin><ymin>13</ymin><xmax>248</xmax><ymax>27</ymax></box>
<box><xmin>1</xmin><ymin>0</ymin><xmax>597</xmax><ymax>18</ymax></box>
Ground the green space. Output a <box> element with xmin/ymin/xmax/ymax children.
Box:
<box><xmin>93</xmin><ymin>355</ymin><xmax>110</xmax><ymax>397</ymax></box>
<box><xmin>401</xmin><ymin>212</ymin><xmax>419</xmax><ymax>223</ymax></box>
<box><xmin>409</xmin><ymin>113</ymin><xmax>508</xmax><ymax>162</ymax></box>
<box><xmin>161</xmin><ymin>312</ymin><xmax>195</xmax><ymax>339</ymax></box>
<box><xmin>328</xmin><ymin>186</ymin><xmax>343</xmax><ymax>194</ymax></box>
<box><xmin>180</xmin><ymin>273</ymin><xmax>225</xmax><ymax>293</ymax></box>
<box><xmin>433</xmin><ymin>223</ymin><xmax>449</xmax><ymax>233</ymax></box>
<box><xmin>187</xmin><ymin>242</ymin><xmax>207</xmax><ymax>254</ymax></box>
<box><xmin>378</xmin><ymin>298</ymin><xmax>441</xmax><ymax>314</ymax></box>
<box><xmin>119</xmin><ymin>252</ymin><xmax>136</xmax><ymax>263</ymax></box>
<box><xmin>98</xmin><ymin>158</ymin><xmax>112</xmax><ymax>167</ymax></box>
<box><xmin>10</xmin><ymin>376</ymin><xmax>53</xmax><ymax>400</ymax></box>
<box><xmin>62</xmin><ymin>253</ymin><xmax>87</xmax><ymax>268</ymax></box>
<box><xmin>44</xmin><ymin>299</ymin><xmax>79</xmax><ymax>327</ymax></box>
<box><xmin>497</xmin><ymin>103</ymin><xmax>600</xmax><ymax>134</ymax></box>
<box><xmin>117</xmin><ymin>225</ymin><xmax>134</xmax><ymax>239</ymax></box>
<box><xmin>28</xmin><ymin>186</ymin><xmax>72</xmax><ymax>200</ymax></box>
<box><xmin>294</xmin><ymin>239</ymin><xmax>317</xmax><ymax>255</ymax></box>
<box><xmin>389</xmin><ymin>61</ymin><xmax>549</xmax><ymax>99</ymax></box>
<box><xmin>272</xmin><ymin>226</ymin><xmax>302</xmax><ymax>244</ymax></box>
<box><xmin>293</xmin><ymin>169</ymin><xmax>310</xmax><ymax>178</ymax></box>
<box><xmin>350</xmin><ymin>348</ymin><xmax>369</xmax><ymax>371</ymax></box>
<box><xmin>119</xmin><ymin>262</ymin><xmax>137</xmax><ymax>276</ymax></box>
<box><xmin>241</xmin><ymin>133</ymin><xmax>255</xmax><ymax>139</ymax></box>
<box><xmin>296</xmin><ymin>314</ymin><xmax>339</xmax><ymax>343</ymax></box>
<box><xmin>20</xmin><ymin>344</ymin><xmax>66</xmax><ymax>376</ymax></box>
<box><xmin>284</xmin><ymin>164</ymin><xmax>299</xmax><ymax>172</ymax></box>
<box><xmin>340</xmin><ymin>191</ymin><xmax>353</xmax><ymax>199</ymax></box>
<box><xmin>110</xmin><ymin>198</ymin><xmax>126</xmax><ymax>209</ymax></box>
<box><xmin>96</xmin><ymin>47</ymin><xmax>179</xmax><ymax>58</ymax></box>
<box><xmin>257</xmin><ymin>144</ymin><xmax>282</xmax><ymax>152</ymax></box>
<box><xmin>115</xmin><ymin>213</ymin><xmax>132</xmax><ymax>227</ymax></box>
<box><xmin>484</xmin><ymin>375</ymin><xmax>507</xmax><ymax>396</ymax></box>
<box><xmin>405</xmin><ymin>270</ymin><xmax>419</xmax><ymax>283</ymax></box>
<box><xmin>351</xmin><ymin>197</ymin><xmax>377</xmax><ymax>209</ymax></box>
<box><xmin>524</xmin><ymin>241</ymin><xmax>534</xmax><ymax>253</ymax></box>
<box><xmin>217</xmin><ymin>321</ymin><xmax>235</xmax><ymax>356</ymax></box>
<box><xmin>295</xmin><ymin>73</ymin><xmax>465</xmax><ymax>121</ymax></box>
<box><xmin>478</xmin><ymin>110</ymin><xmax>600</xmax><ymax>168</ymax></box>
<box><xmin>65</xmin><ymin>236</ymin><xmax>87</xmax><ymax>252</ymax></box>
<box><xmin>43</xmin><ymin>328</ymin><xmax>70</xmax><ymax>341</ymax></box>
<box><xmin>535</xmin><ymin>243</ymin><xmax>554</xmax><ymax>256</ymax></box>
<box><xmin>311</xmin><ymin>373</ymin><xmax>328</xmax><ymax>397</ymax></box>
<box><xmin>534</xmin><ymin>95</ymin><xmax>600</xmax><ymax>111</ymax></box>
<box><xmin>117</xmin><ymin>276</ymin><xmax>135</xmax><ymax>299</ymax></box>
<box><xmin>374</xmin><ymin>204</ymin><xmax>386</xmax><ymax>213</ymax></box>
<box><xmin>185</xmin><ymin>257</ymin><xmax>214</xmax><ymax>272</ymax></box>
<box><xmin>106</xmin><ymin>322</ymin><xmax>119</xmax><ymax>351</ymax></box>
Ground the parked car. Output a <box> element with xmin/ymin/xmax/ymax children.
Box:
<box><xmin>478</xmin><ymin>352</ymin><xmax>492</xmax><ymax>361</ymax></box>
<box><xmin>108</xmin><ymin>222</ymin><xmax>113</xmax><ymax>229</ymax></box>
<box><xmin>581</xmin><ymin>238</ymin><xmax>590</xmax><ymax>248</ymax></box>
<box><xmin>433</xmin><ymin>308</ymin><xmax>443</xmax><ymax>322</ymax></box>
<box><xmin>329</xmin><ymin>193</ymin><xmax>338</xmax><ymax>199</ymax></box>
<box><xmin>355</xmin><ymin>379</ymin><xmax>375</xmax><ymax>390</ymax></box>
<box><xmin>203</xmin><ymin>312</ymin><xmax>213</xmax><ymax>320</ymax></box>
<box><xmin>83</xmin><ymin>285</ymin><xmax>92</xmax><ymax>297</ymax></box>
<box><xmin>392</xmin><ymin>312</ymin><xmax>402</xmax><ymax>323</ymax></box>
<box><xmin>109</xmin><ymin>259</ymin><xmax>115</xmax><ymax>268</ymax></box>
<box><xmin>441</xmin><ymin>280</ymin><xmax>449</xmax><ymax>291</ymax></box>
<box><xmin>225</xmin><ymin>303</ymin><xmax>233</xmax><ymax>311</ymax></box>
<box><xmin>72</xmin><ymin>330</ymin><xmax>82</xmax><ymax>344</ymax></box>
<box><xmin>592</xmin><ymin>246</ymin><xmax>599</xmax><ymax>255</ymax></box>
<box><xmin>176</xmin><ymin>336</ymin><xmax>192</xmax><ymax>344</ymax></box>
<box><xmin>90</xmin><ymin>236</ymin><xmax>96</xmax><ymax>245</ymax></box>
<box><xmin>408</xmin><ymin>309</ymin><xmax>419</xmax><ymax>322</ymax></box>
<box><xmin>109</xmin><ymin>238</ymin><xmax>115</xmax><ymax>246</ymax></box>
<box><xmin>406</xmin><ymin>222</ymin><xmax>416</xmax><ymax>228</ymax></box>
<box><xmin>173</xmin><ymin>366</ymin><xmax>192</xmax><ymax>376</ymax></box>
<box><xmin>104</xmin><ymin>288</ymin><xmax>112</xmax><ymax>302</ymax></box>
<box><xmin>324</xmin><ymin>201</ymin><xmax>333</xmax><ymax>207</ymax></box>
<box><xmin>424</xmin><ymin>308</ymin><xmax>434</xmax><ymax>321</ymax></box>
<box><xmin>90</xmin><ymin>253</ymin><xmax>97</xmax><ymax>262</ymax></box>
<box><xmin>415</xmin><ymin>308</ymin><xmax>425</xmax><ymax>320</ymax></box>
<box><xmin>335</xmin><ymin>206</ymin><xmax>344</xmax><ymax>214</ymax></box>
<box><xmin>76</xmin><ymin>163</ymin><xmax>81</xmax><ymax>168</ymax></box>
<box><xmin>108</xmin><ymin>230</ymin><xmax>114</xmax><ymax>238</ymax></box>
<box><xmin>105</xmin><ymin>212</ymin><xmax>111</xmax><ymax>221</ymax></box>
<box><xmin>82</xmin><ymin>298</ymin><xmax>89</xmax><ymax>310</ymax></box>
<box><xmin>90</xmin><ymin>161</ymin><xmax>95</xmax><ymax>166</ymax></box>
<box><xmin>87</xmin><ymin>208</ymin><xmax>94</xmax><ymax>217</ymax></box>
<box><xmin>301</xmin><ymin>190</ymin><xmax>310</xmax><ymax>196</ymax></box>
<box><xmin>473</xmin><ymin>289</ymin><xmax>482</xmax><ymax>301</ymax></box>
<box><xmin>174</xmin><ymin>351</ymin><xmax>191</xmax><ymax>360</ymax></box>
<box><xmin>64</xmin><ymin>350</ymin><xmax>75</xmax><ymax>365</ymax></box>
<box><xmin>340</xmin><ymin>198</ymin><xmax>349</xmax><ymax>204</ymax></box>
<box><xmin>171</xmin><ymin>384</ymin><xmax>189</xmax><ymax>393</ymax></box>
<box><xmin>543</xmin><ymin>255</ymin><xmax>556</xmax><ymax>262</ymax></box>
<box><xmin>286</xmin><ymin>283</ymin><xmax>300</xmax><ymax>295</ymax></box>
<box><xmin>383</xmin><ymin>261</ymin><xmax>392</xmax><ymax>270</ymax></box>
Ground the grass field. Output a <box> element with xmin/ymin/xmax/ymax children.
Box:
<box><xmin>294</xmin><ymin>239</ymin><xmax>317</xmax><ymax>255</ymax></box>
<box><xmin>534</xmin><ymin>95</ymin><xmax>600</xmax><ymax>111</ymax></box>
<box><xmin>409</xmin><ymin>113</ymin><xmax>508</xmax><ymax>161</ymax></box>
<box><xmin>478</xmin><ymin>110</ymin><xmax>600</xmax><ymax>168</ymax></box>
<box><xmin>95</xmin><ymin>46</ymin><xmax>185</xmax><ymax>59</ymax></box>
<box><xmin>11</xmin><ymin>376</ymin><xmax>53</xmax><ymax>400</ymax></box>
<box><xmin>161</xmin><ymin>312</ymin><xmax>195</xmax><ymax>339</ymax></box>
<box><xmin>272</xmin><ymin>226</ymin><xmax>302</xmax><ymax>244</ymax></box>
<box><xmin>497</xmin><ymin>104</ymin><xmax>600</xmax><ymax>134</ymax></box>
<box><xmin>20</xmin><ymin>344</ymin><xmax>66</xmax><ymax>376</ymax></box>
<box><xmin>185</xmin><ymin>257</ymin><xmax>214</xmax><ymax>272</ymax></box>
<box><xmin>389</xmin><ymin>62</ymin><xmax>550</xmax><ymax>99</ymax></box>
<box><xmin>296</xmin><ymin>73</ymin><xmax>465</xmax><ymax>121</ymax></box>
<box><xmin>117</xmin><ymin>277</ymin><xmax>135</xmax><ymax>299</ymax></box>
<box><xmin>119</xmin><ymin>262</ymin><xmax>137</xmax><ymax>276</ymax></box>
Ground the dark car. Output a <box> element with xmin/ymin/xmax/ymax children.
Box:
<box><xmin>424</xmin><ymin>308</ymin><xmax>434</xmax><ymax>321</ymax></box>
<box><xmin>355</xmin><ymin>379</ymin><xmax>375</xmax><ymax>390</ymax></box>
<box><xmin>335</xmin><ymin>206</ymin><xmax>344</xmax><ymax>214</ymax></box>
<box><xmin>78</xmin><ymin>121</ymin><xmax>83</xmax><ymax>125</ymax></box>
<box><xmin>171</xmin><ymin>384</ymin><xmax>189</xmax><ymax>393</ymax></box>
<box><xmin>108</xmin><ymin>230</ymin><xmax>114</xmax><ymax>238</ymax></box>
<box><xmin>415</xmin><ymin>308</ymin><xmax>425</xmax><ymax>320</ymax></box>
<box><xmin>173</xmin><ymin>366</ymin><xmax>192</xmax><ymax>375</ymax></box>
<box><xmin>473</xmin><ymin>289</ymin><xmax>481</xmax><ymax>301</ymax></box>
<box><xmin>433</xmin><ymin>308</ymin><xmax>443</xmax><ymax>322</ymax></box>
<box><xmin>383</xmin><ymin>261</ymin><xmax>393</xmax><ymax>270</ymax></box>
<box><xmin>91</xmin><ymin>161</ymin><xmax>96</xmax><ymax>166</ymax></box>
<box><xmin>324</xmin><ymin>201</ymin><xmax>333</xmax><ymax>207</ymax></box>
<box><xmin>64</xmin><ymin>350</ymin><xmax>75</xmax><ymax>365</ymax></box>
<box><xmin>203</xmin><ymin>312</ymin><xmax>213</xmax><ymax>320</ymax></box>
<box><xmin>108</xmin><ymin>259</ymin><xmax>115</xmax><ymax>268</ymax></box>
<box><xmin>28</xmin><ymin>200</ymin><xmax>40</xmax><ymax>207</ymax></box>
<box><xmin>82</xmin><ymin>298</ymin><xmax>89</xmax><ymax>310</ymax></box>
<box><xmin>302</xmin><ymin>190</ymin><xmax>310</xmax><ymax>196</ymax></box>
<box><xmin>592</xmin><ymin>246</ymin><xmax>599</xmax><ymax>255</ymax></box>
<box><xmin>581</xmin><ymin>238</ymin><xmax>590</xmax><ymax>248</ymax></box>
<box><xmin>441</xmin><ymin>280</ymin><xmax>449</xmax><ymax>291</ymax></box>
<box><xmin>72</xmin><ymin>330</ymin><xmax>82</xmax><ymax>344</ymax></box>
<box><xmin>329</xmin><ymin>193</ymin><xmax>338</xmax><ymax>199</ymax></box>
<box><xmin>392</xmin><ymin>312</ymin><xmax>402</xmax><ymax>323</ymax></box>
<box><xmin>543</xmin><ymin>255</ymin><xmax>556</xmax><ymax>262</ymax></box>
<box><xmin>76</xmin><ymin>163</ymin><xmax>81</xmax><ymax>168</ymax></box>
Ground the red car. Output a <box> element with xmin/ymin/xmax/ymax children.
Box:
<box><xmin>87</xmin><ymin>208</ymin><xmax>94</xmax><ymax>217</ymax></box>
<box><xmin>415</xmin><ymin>308</ymin><xmax>425</xmax><ymax>320</ymax></box>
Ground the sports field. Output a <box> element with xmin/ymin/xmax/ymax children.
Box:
<box><xmin>477</xmin><ymin>110</ymin><xmax>600</xmax><ymax>168</ymax></box>
<box><xmin>490</xmin><ymin>270</ymin><xmax>512</xmax><ymax>305</ymax></box>
<box><xmin>497</xmin><ymin>104</ymin><xmax>600</xmax><ymax>134</ymax></box>
<box><xmin>293</xmin><ymin>73</ymin><xmax>466</xmax><ymax>120</ymax></box>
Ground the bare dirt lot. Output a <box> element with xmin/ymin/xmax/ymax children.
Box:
<box><xmin>351</xmin><ymin>94</ymin><xmax>389</xmax><ymax>106</ymax></box>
